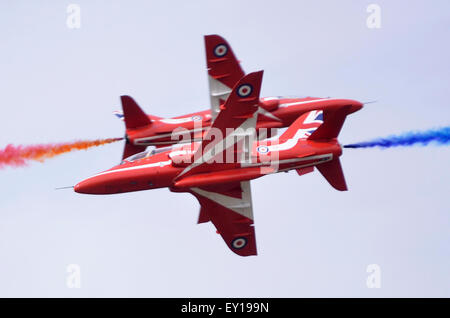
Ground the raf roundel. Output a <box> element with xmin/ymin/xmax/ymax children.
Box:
<box><xmin>231</xmin><ymin>237</ymin><xmax>247</xmax><ymax>250</ymax></box>
<box><xmin>191</xmin><ymin>115</ymin><xmax>203</xmax><ymax>121</ymax></box>
<box><xmin>213</xmin><ymin>44</ymin><xmax>228</xmax><ymax>57</ymax></box>
<box><xmin>237</xmin><ymin>84</ymin><xmax>253</xmax><ymax>98</ymax></box>
<box><xmin>256</xmin><ymin>145</ymin><xmax>270</xmax><ymax>154</ymax></box>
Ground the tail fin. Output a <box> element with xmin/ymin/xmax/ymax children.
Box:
<box><xmin>121</xmin><ymin>95</ymin><xmax>152</xmax><ymax>129</ymax></box>
<box><xmin>279</xmin><ymin>103</ymin><xmax>362</xmax><ymax>191</ymax></box>
<box><xmin>308</xmin><ymin>106</ymin><xmax>351</xmax><ymax>141</ymax></box>
<box><xmin>120</xmin><ymin>96</ymin><xmax>152</xmax><ymax>159</ymax></box>
<box><xmin>307</xmin><ymin>106</ymin><xmax>352</xmax><ymax>191</ymax></box>
<box><xmin>316</xmin><ymin>158</ymin><xmax>348</xmax><ymax>191</ymax></box>
<box><xmin>280</xmin><ymin>110</ymin><xmax>324</xmax><ymax>140</ymax></box>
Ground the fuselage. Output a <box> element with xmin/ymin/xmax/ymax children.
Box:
<box><xmin>77</xmin><ymin>97</ymin><xmax>362</xmax><ymax>195</ymax></box>
<box><xmin>74</xmin><ymin>137</ymin><xmax>343</xmax><ymax>195</ymax></box>
<box><xmin>126</xmin><ymin>96</ymin><xmax>358</xmax><ymax>147</ymax></box>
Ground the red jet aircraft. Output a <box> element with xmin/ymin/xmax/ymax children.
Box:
<box><xmin>75</xmin><ymin>71</ymin><xmax>363</xmax><ymax>256</ymax></box>
<box><xmin>116</xmin><ymin>34</ymin><xmax>361</xmax><ymax>159</ymax></box>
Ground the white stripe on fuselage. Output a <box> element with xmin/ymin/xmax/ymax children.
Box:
<box><xmin>266</xmin><ymin>129</ymin><xmax>315</xmax><ymax>152</ymax></box>
<box><xmin>250</xmin><ymin>153</ymin><xmax>333</xmax><ymax>169</ymax></box>
<box><xmin>278</xmin><ymin>98</ymin><xmax>339</xmax><ymax>108</ymax></box>
<box><xmin>84</xmin><ymin>160</ymin><xmax>173</xmax><ymax>180</ymax></box>
<box><xmin>134</xmin><ymin>127</ymin><xmax>208</xmax><ymax>144</ymax></box>
<box><xmin>159</xmin><ymin>117</ymin><xmax>197</xmax><ymax>124</ymax></box>
<box><xmin>83</xmin><ymin>152</ymin><xmax>332</xmax><ymax>184</ymax></box>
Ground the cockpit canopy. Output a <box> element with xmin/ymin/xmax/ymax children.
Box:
<box><xmin>121</xmin><ymin>146</ymin><xmax>172</xmax><ymax>164</ymax></box>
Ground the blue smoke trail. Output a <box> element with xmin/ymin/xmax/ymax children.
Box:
<box><xmin>344</xmin><ymin>126</ymin><xmax>450</xmax><ymax>149</ymax></box>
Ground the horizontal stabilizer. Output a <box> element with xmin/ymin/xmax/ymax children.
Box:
<box><xmin>197</xmin><ymin>207</ymin><xmax>210</xmax><ymax>224</ymax></box>
<box><xmin>316</xmin><ymin>158</ymin><xmax>348</xmax><ymax>191</ymax></box>
<box><xmin>296</xmin><ymin>166</ymin><xmax>314</xmax><ymax>176</ymax></box>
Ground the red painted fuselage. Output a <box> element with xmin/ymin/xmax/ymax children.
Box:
<box><xmin>75</xmin><ymin>100</ymin><xmax>362</xmax><ymax>195</ymax></box>
<box><xmin>125</xmin><ymin>97</ymin><xmax>357</xmax><ymax>147</ymax></box>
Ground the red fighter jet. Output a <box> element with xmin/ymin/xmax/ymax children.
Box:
<box><xmin>116</xmin><ymin>34</ymin><xmax>361</xmax><ymax>159</ymax></box>
<box><xmin>75</xmin><ymin>71</ymin><xmax>363</xmax><ymax>256</ymax></box>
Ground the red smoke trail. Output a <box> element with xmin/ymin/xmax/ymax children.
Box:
<box><xmin>0</xmin><ymin>138</ymin><xmax>123</xmax><ymax>168</ymax></box>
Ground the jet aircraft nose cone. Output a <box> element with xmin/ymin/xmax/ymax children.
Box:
<box><xmin>74</xmin><ymin>181</ymin><xmax>88</xmax><ymax>194</ymax></box>
<box><xmin>74</xmin><ymin>179</ymin><xmax>101</xmax><ymax>194</ymax></box>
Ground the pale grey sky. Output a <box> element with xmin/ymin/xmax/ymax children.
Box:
<box><xmin>0</xmin><ymin>0</ymin><xmax>449</xmax><ymax>297</ymax></box>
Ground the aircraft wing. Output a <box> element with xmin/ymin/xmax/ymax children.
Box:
<box><xmin>189</xmin><ymin>181</ymin><xmax>256</xmax><ymax>256</ymax></box>
<box><xmin>204</xmin><ymin>35</ymin><xmax>245</xmax><ymax>120</ymax></box>
<box><xmin>176</xmin><ymin>70</ymin><xmax>263</xmax><ymax>179</ymax></box>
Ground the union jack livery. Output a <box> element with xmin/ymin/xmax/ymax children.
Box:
<box><xmin>76</xmin><ymin>61</ymin><xmax>363</xmax><ymax>256</ymax></box>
